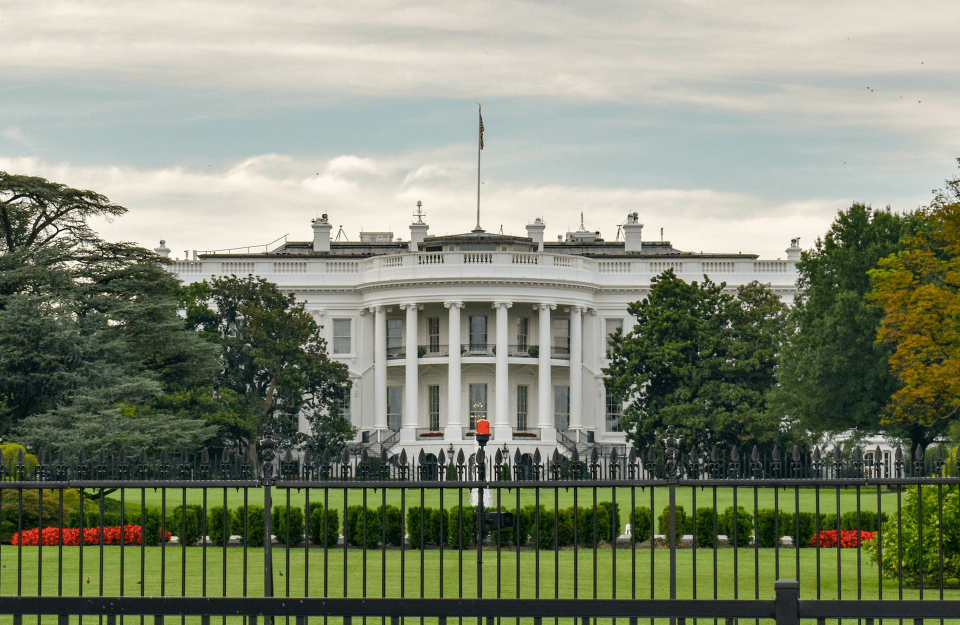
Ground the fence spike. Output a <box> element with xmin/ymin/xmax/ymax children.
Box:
<box><xmin>283</xmin><ymin>448</ymin><xmax>294</xmax><ymax>464</ymax></box>
<box><xmin>321</xmin><ymin>449</ymin><xmax>331</xmax><ymax>465</ymax></box>
<box><xmin>18</xmin><ymin>447</ymin><xmax>26</xmax><ymax>464</ymax></box>
<box><xmin>855</xmin><ymin>446</ymin><xmax>863</xmax><ymax>463</ymax></box>
<box><xmin>915</xmin><ymin>444</ymin><xmax>925</xmax><ymax>461</ymax></box>
<box><xmin>514</xmin><ymin>448</ymin><xmax>522</xmax><ymax>465</ymax></box>
<box><xmin>751</xmin><ymin>445</ymin><xmax>760</xmax><ymax>462</ymax></box>
<box><xmin>711</xmin><ymin>445</ymin><xmax>718</xmax><ymax>463</ymax></box>
<box><xmin>647</xmin><ymin>444</ymin><xmax>656</xmax><ymax>463</ymax></box>
<box><xmin>813</xmin><ymin>447</ymin><xmax>821</xmax><ymax>463</ymax></box>
<box><xmin>399</xmin><ymin>449</ymin><xmax>408</xmax><ymax>466</ymax></box>
<box><xmin>199</xmin><ymin>448</ymin><xmax>208</xmax><ymax>465</ymax></box>
<box><xmin>222</xmin><ymin>448</ymin><xmax>231</xmax><ymax>464</ymax></box>
<box><xmin>833</xmin><ymin>446</ymin><xmax>841</xmax><ymax>462</ymax></box>
<box><xmin>495</xmin><ymin>448</ymin><xmax>503</xmax><ymax>465</ymax></box>
<box><xmin>591</xmin><ymin>447</ymin><xmax>599</xmax><ymax>464</ymax></box>
<box><xmin>38</xmin><ymin>448</ymin><xmax>46</xmax><ymax>465</ymax></box>
<box><xmin>161</xmin><ymin>448</ymin><xmax>170</xmax><ymax>465</ymax></box>
<box><xmin>627</xmin><ymin>447</ymin><xmax>635</xmax><ymax>464</ymax></box>
<box><xmin>771</xmin><ymin>446</ymin><xmax>781</xmax><ymax>462</ymax></box>
<box><xmin>361</xmin><ymin>448</ymin><xmax>369</xmax><ymax>463</ymax></box>
<box><xmin>438</xmin><ymin>449</ymin><xmax>446</xmax><ymax>465</ymax></box>
<box><xmin>381</xmin><ymin>447</ymin><xmax>388</xmax><ymax>463</ymax></box>
<box><xmin>792</xmin><ymin>445</ymin><xmax>801</xmax><ymax>463</ymax></box>
<box><xmin>139</xmin><ymin>449</ymin><xmax>148</xmax><ymax>464</ymax></box>
<box><xmin>571</xmin><ymin>448</ymin><xmax>580</xmax><ymax>463</ymax></box>
<box><xmin>730</xmin><ymin>446</ymin><xmax>739</xmax><ymax>463</ymax></box>
<box><xmin>895</xmin><ymin>446</ymin><xmax>903</xmax><ymax>463</ymax></box>
<box><xmin>936</xmin><ymin>445</ymin><xmax>944</xmax><ymax>461</ymax></box>
<box><xmin>181</xmin><ymin>449</ymin><xmax>189</xmax><ymax>464</ymax></box>
<box><xmin>875</xmin><ymin>445</ymin><xmax>883</xmax><ymax>462</ymax></box>
<box><xmin>302</xmin><ymin>449</ymin><xmax>312</xmax><ymax>467</ymax></box>
<box><xmin>419</xmin><ymin>448</ymin><xmax>426</xmax><ymax>464</ymax></box>
<box><xmin>552</xmin><ymin>449</ymin><xmax>561</xmax><ymax>465</ymax></box>
<box><xmin>534</xmin><ymin>448</ymin><xmax>542</xmax><ymax>465</ymax></box>
<box><xmin>610</xmin><ymin>447</ymin><xmax>619</xmax><ymax>463</ymax></box>
<box><xmin>457</xmin><ymin>449</ymin><xmax>465</xmax><ymax>465</ymax></box>
<box><xmin>341</xmin><ymin>448</ymin><xmax>351</xmax><ymax>466</ymax></box>
<box><xmin>0</xmin><ymin>449</ymin><xmax>5</xmax><ymax>468</ymax></box>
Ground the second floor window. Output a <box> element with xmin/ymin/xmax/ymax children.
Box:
<box><xmin>469</xmin><ymin>316</ymin><xmax>487</xmax><ymax>349</ymax></box>
<box><xmin>553</xmin><ymin>318</ymin><xmax>570</xmax><ymax>355</ymax></box>
<box><xmin>333</xmin><ymin>319</ymin><xmax>352</xmax><ymax>355</ymax></box>
<box><xmin>428</xmin><ymin>317</ymin><xmax>440</xmax><ymax>351</ymax></box>
<box><xmin>387</xmin><ymin>319</ymin><xmax>403</xmax><ymax>357</ymax></box>
<box><xmin>605</xmin><ymin>318</ymin><xmax>623</xmax><ymax>357</ymax></box>
<box><xmin>517</xmin><ymin>317</ymin><xmax>529</xmax><ymax>349</ymax></box>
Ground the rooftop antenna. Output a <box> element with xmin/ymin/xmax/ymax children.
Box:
<box><xmin>661</xmin><ymin>228</ymin><xmax>663</xmax><ymax>242</ymax></box>
<box><xmin>577</xmin><ymin>211</ymin><xmax>589</xmax><ymax>232</ymax></box>
<box><xmin>335</xmin><ymin>225</ymin><xmax>349</xmax><ymax>241</ymax></box>
<box><xmin>413</xmin><ymin>200</ymin><xmax>425</xmax><ymax>225</ymax></box>
<box><xmin>615</xmin><ymin>224</ymin><xmax>623</xmax><ymax>242</ymax></box>
<box><xmin>499</xmin><ymin>224</ymin><xmax>503</xmax><ymax>234</ymax></box>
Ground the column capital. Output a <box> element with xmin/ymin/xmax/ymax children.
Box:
<box><xmin>534</xmin><ymin>303</ymin><xmax>557</xmax><ymax>311</ymax></box>
<box><xmin>570</xmin><ymin>305</ymin><xmax>592</xmax><ymax>315</ymax></box>
<box><xmin>312</xmin><ymin>309</ymin><xmax>326</xmax><ymax>317</ymax></box>
<box><xmin>399</xmin><ymin>303</ymin><xmax>424</xmax><ymax>311</ymax></box>
<box><xmin>492</xmin><ymin>301</ymin><xmax>513</xmax><ymax>309</ymax></box>
<box><xmin>444</xmin><ymin>301</ymin><xmax>465</xmax><ymax>309</ymax></box>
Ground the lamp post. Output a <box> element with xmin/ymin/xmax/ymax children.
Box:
<box><xmin>474</xmin><ymin>418</ymin><xmax>490</xmax><ymax>599</ymax></box>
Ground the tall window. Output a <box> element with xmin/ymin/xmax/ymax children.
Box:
<box><xmin>428</xmin><ymin>385</ymin><xmax>441</xmax><ymax>431</ymax></box>
<box><xmin>469</xmin><ymin>383</ymin><xmax>487</xmax><ymax>429</ymax></box>
<box><xmin>605</xmin><ymin>318</ymin><xmax>623</xmax><ymax>357</ymax></box>
<box><xmin>516</xmin><ymin>317</ymin><xmax>529</xmax><ymax>350</ymax></box>
<box><xmin>605</xmin><ymin>388</ymin><xmax>622</xmax><ymax>432</ymax></box>
<box><xmin>333</xmin><ymin>319</ymin><xmax>352</xmax><ymax>355</ymax></box>
<box><xmin>516</xmin><ymin>385</ymin><xmax>529</xmax><ymax>431</ymax></box>
<box><xmin>469</xmin><ymin>316</ymin><xmax>487</xmax><ymax>351</ymax></box>
<box><xmin>552</xmin><ymin>318</ymin><xmax>570</xmax><ymax>356</ymax></box>
<box><xmin>334</xmin><ymin>388</ymin><xmax>351</xmax><ymax>422</ymax></box>
<box><xmin>554</xmin><ymin>385</ymin><xmax>570</xmax><ymax>431</ymax></box>
<box><xmin>387</xmin><ymin>319</ymin><xmax>403</xmax><ymax>357</ymax></box>
<box><xmin>387</xmin><ymin>386</ymin><xmax>402</xmax><ymax>431</ymax></box>
<box><xmin>428</xmin><ymin>317</ymin><xmax>440</xmax><ymax>352</ymax></box>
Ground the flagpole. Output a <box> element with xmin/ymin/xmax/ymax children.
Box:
<box><xmin>476</xmin><ymin>104</ymin><xmax>482</xmax><ymax>233</ymax></box>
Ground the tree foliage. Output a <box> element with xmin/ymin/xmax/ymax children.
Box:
<box><xmin>772</xmin><ymin>203</ymin><xmax>923</xmax><ymax>443</ymax></box>
<box><xmin>869</xmin><ymin>200</ymin><xmax>960</xmax><ymax>451</ymax></box>
<box><xmin>182</xmin><ymin>275</ymin><xmax>353</xmax><ymax>452</ymax></box>
<box><xmin>604</xmin><ymin>271</ymin><xmax>790</xmax><ymax>452</ymax></box>
<box><xmin>0</xmin><ymin>171</ymin><xmax>220</xmax><ymax>453</ymax></box>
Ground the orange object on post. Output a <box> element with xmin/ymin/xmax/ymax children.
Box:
<box><xmin>475</xmin><ymin>419</ymin><xmax>490</xmax><ymax>434</ymax></box>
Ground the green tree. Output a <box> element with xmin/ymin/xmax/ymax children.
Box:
<box><xmin>604</xmin><ymin>271</ymin><xmax>789</xmax><ymax>452</ymax></box>
<box><xmin>1</xmin><ymin>172</ymin><xmax>220</xmax><ymax>453</ymax></box>
<box><xmin>772</xmin><ymin>203</ymin><xmax>923</xmax><ymax>443</ymax></box>
<box><xmin>869</xmin><ymin>201</ymin><xmax>960</xmax><ymax>454</ymax></box>
<box><xmin>183</xmin><ymin>275</ymin><xmax>353</xmax><ymax>451</ymax></box>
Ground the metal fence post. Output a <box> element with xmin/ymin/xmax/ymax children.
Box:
<box><xmin>774</xmin><ymin>579</ymin><xmax>800</xmax><ymax>625</ymax></box>
<box><xmin>260</xmin><ymin>428</ymin><xmax>278</xmax><ymax>605</ymax></box>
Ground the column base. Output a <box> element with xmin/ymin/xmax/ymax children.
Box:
<box><xmin>539</xmin><ymin>426</ymin><xmax>558</xmax><ymax>442</ymax></box>
<box><xmin>493</xmin><ymin>425</ymin><xmax>514</xmax><ymax>442</ymax></box>
<box><xmin>399</xmin><ymin>428</ymin><xmax>418</xmax><ymax>442</ymax></box>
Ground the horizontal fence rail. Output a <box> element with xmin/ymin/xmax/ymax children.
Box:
<box><xmin>0</xmin><ymin>426</ymin><xmax>958</xmax><ymax>625</ymax></box>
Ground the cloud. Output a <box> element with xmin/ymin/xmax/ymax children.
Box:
<box><xmin>2</xmin><ymin>0</ymin><xmax>959</xmax><ymax>136</ymax></box>
<box><xmin>1</xmin><ymin>126</ymin><xmax>32</xmax><ymax>147</ymax></box>
<box><xmin>0</xmin><ymin>152</ymin><xmax>857</xmax><ymax>261</ymax></box>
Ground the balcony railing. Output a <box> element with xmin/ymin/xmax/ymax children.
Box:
<box><xmin>461</xmin><ymin>343</ymin><xmax>495</xmax><ymax>357</ymax></box>
<box><xmin>508</xmin><ymin>344</ymin><xmax>538</xmax><ymax>358</ymax></box>
<box><xmin>418</xmin><ymin>344</ymin><xmax>449</xmax><ymax>358</ymax></box>
<box><xmin>551</xmin><ymin>346</ymin><xmax>570</xmax><ymax>359</ymax></box>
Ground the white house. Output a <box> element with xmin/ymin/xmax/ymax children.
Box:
<box><xmin>160</xmin><ymin>209</ymin><xmax>801</xmax><ymax>464</ymax></box>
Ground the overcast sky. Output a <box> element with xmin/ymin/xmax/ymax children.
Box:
<box><xmin>2</xmin><ymin>0</ymin><xmax>958</xmax><ymax>260</ymax></box>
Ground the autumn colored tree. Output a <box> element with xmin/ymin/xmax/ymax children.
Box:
<box><xmin>869</xmin><ymin>200</ymin><xmax>960</xmax><ymax>455</ymax></box>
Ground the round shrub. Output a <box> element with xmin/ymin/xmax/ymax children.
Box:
<box><xmin>208</xmin><ymin>506</ymin><xmax>234</xmax><ymax>546</ymax></box>
<box><xmin>233</xmin><ymin>505</ymin><xmax>265</xmax><ymax>547</ymax></box>
<box><xmin>307</xmin><ymin>503</ymin><xmax>340</xmax><ymax>546</ymax></box>
<box><xmin>719</xmin><ymin>506</ymin><xmax>753</xmax><ymax>547</ymax></box>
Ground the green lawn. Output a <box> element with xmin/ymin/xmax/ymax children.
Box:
<box><xmin>103</xmin><ymin>484</ymin><xmax>909</xmax><ymax>519</ymax></box>
<box><xmin>1</xmin><ymin>545</ymin><xmax>957</xmax><ymax>625</ymax></box>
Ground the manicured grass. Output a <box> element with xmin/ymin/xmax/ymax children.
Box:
<box><xmin>2</xmin><ymin>544</ymin><xmax>957</xmax><ymax>625</ymax></box>
<box><xmin>104</xmin><ymin>484</ymin><xmax>909</xmax><ymax>519</ymax></box>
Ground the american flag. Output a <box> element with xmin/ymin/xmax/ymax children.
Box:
<box><xmin>479</xmin><ymin>112</ymin><xmax>484</xmax><ymax>150</ymax></box>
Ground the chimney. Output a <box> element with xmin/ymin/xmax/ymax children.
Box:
<box><xmin>786</xmin><ymin>237</ymin><xmax>802</xmax><ymax>261</ymax></box>
<box><xmin>526</xmin><ymin>218</ymin><xmax>546</xmax><ymax>252</ymax></box>
<box><xmin>623</xmin><ymin>212</ymin><xmax>643</xmax><ymax>252</ymax></box>
<box><xmin>154</xmin><ymin>240</ymin><xmax>171</xmax><ymax>258</ymax></box>
<box><xmin>312</xmin><ymin>213</ymin><xmax>333</xmax><ymax>253</ymax></box>
<box><xmin>409</xmin><ymin>200</ymin><xmax>429</xmax><ymax>252</ymax></box>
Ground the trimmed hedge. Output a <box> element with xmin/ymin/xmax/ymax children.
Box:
<box><xmin>272</xmin><ymin>506</ymin><xmax>305</xmax><ymax>546</ymax></box>
<box><xmin>208</xmin><ymin>506</ymin><xmax>234</xmax><ymax>546</ymax></box>
<box><xmin>307</xmin><ymin>503</ymin><xmax>341</xmax><ymax>546</ymax></box>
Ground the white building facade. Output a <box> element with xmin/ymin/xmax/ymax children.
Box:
<box><xmin>163</xmin><ymin>212</ymin><xmax>801</xmax><ymax>462</ymax></box>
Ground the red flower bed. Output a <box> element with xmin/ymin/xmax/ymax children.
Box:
<box><xmin>11</xmin><ymin>525</ymin><xmax>171</xmax><ymax>546</ymax></box>
<box><xmin>808</xmin><ymin>529</ymin><xmax>876</xmax><ymax>548</ymax></box>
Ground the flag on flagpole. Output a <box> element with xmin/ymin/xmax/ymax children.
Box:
<box><xmin>479</xmin><ymin>112</ymin><xmax>484</xmax><ymax>150</ymax></box>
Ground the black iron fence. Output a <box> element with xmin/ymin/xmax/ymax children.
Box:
<box><xmin>0</xmin><ymin>429</ymin><xmax>959</xmax><ymax>624</ymax></box>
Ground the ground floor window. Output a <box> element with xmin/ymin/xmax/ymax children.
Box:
<box><xmin>516</xmin><ymin>385</ymin><xmax>529</xmax><ymax>430</ymax></box>
<box><xmin>387</xmin><ymin>386</ymin><xmax>402</xmax><ymax>431</ymax></box>
<box><xmin>428</xmin><ymin>385</ymin><xmax>440</xmax><ymax>430</ymax></box>
<box><xmin>469</xmin><ymin>383</ymin><xmax>487</xmax><ymax>429</ymax></box>
<box><xmin>554</xmin><ymin>385</ymin><xmax>570</xmax><ymax>431</ymax></box>
<box><xmin>605</xmin><ymin>387</ymin><xmax>622</xmax><ymax>432</ymax></box>
<box><xmin>335</xmin><ymin>387</ymin><xmax>351</xmax><ymax>422</ymax></box>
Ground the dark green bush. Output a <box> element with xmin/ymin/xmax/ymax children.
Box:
<box><xmin>167</xmin><ymin>505</ymin><xmax>204</xmax><ymax>546</ymax></box>
<box><xmin>272</xmin><ymin>506</ymin><xmax>305</xmax><ymax>546</ymax></box>
<box><xmin>840</xmin><ymin>510</ymin><xmax>888</xmax><ymax>532</ymax></box>
<box><xmin>345</xmin><ymin>505</ymin><xmax>383</xmax><ymax>547</ymax></box>
<box><xmin>521</xmin><ymin>504</ymin><xmax>556</xmax><ymax>550</ymax></box>
<box><xmin>694</xmin><ymin>507</ymin><xmax>720</xmax><ymax>547</ymax></box>
<box><xmin>629</xmin><ymin>507</ymin><xmax>653</xmax><ymax>542</ymax></box>
<box><xmin>232</xmin><ymin>505</ymin><xmax>265</xmax><ymax>547</ymax></box>
<box><xmin>719</xmin><ymin>506</ymin><xmax>753</xmax><ymax>547</ymax></box>
<box><xmin>407</xmin><ymin>506</ymin><xmax>447</xmax><ymax>547</ymax></box>
<box><xmin>208</xmin><ymin>506</ymin><xmax>234</xmax><ymax>546</ymax></box>
<box><xmin>307</xmin><ymin>503</ymin><xmax>341</xmax><ymax>546</ymax></box>
<box><xmin>446</xmin><ymin>505</ymin><xmax>477</xmax><ymax>548</ymax></box>
<box><xmin>658</xmin><ymin>505</ymin><xmax>692</xmax><ymax>541</ymax></box>
<box><xmin>124</xmin><ymin>508</ymin><xmax>163</xmax><ymax>546</ymax></box>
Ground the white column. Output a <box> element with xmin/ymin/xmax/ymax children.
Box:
<box><xmin>401</xmin><ymin>303</ymin><xmax>420</xmax><ymax>441</ymax></box>
<box><xmin>569</xmin><ymin>306</ymin><xmax>583</xmax><ymax>431</ymax></box>
<box><xmin>537</xmin><ymin>303</ymin><xmax>556</xmax><ymax>438</ymax></box>
<box><xmin>493</xmin><ymin>301</ymin><xmax>512</xmax><ymax>440</ymax></box>
<box><xmin>444</xmin><ymin>301</ymin><xmax>464</xmax><ymax>440</ymax></box>
<box><xmin>373</xmin><ymin>306</ymin><xmax>388</xmax><ymax>430</ymax></box>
